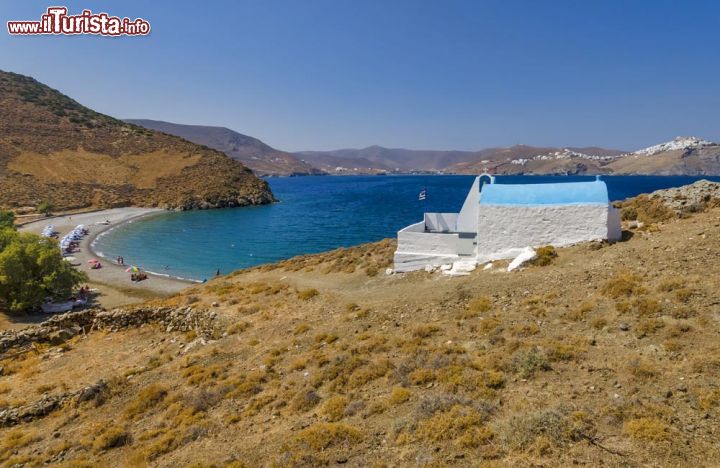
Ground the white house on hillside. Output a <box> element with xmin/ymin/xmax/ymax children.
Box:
<box><xmin>394</xmin><ymin>175</ymin><xmax>622</xmax><ymax>272</ymax></box>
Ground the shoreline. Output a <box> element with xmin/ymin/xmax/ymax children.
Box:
<box><xmin>19</xmin><ymin>208</ymin><xmax>193</xmax><ymax>309</ymax></box>
<box><xmin>86</xmin><ymin>212</ymin><xmax>202</xmax><ymax>285</ymax></box>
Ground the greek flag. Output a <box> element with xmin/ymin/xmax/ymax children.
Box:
<box><xmin>418</xmin><ymin>188</ymin><xmax>427</xmax><ymax>201</ymax></box>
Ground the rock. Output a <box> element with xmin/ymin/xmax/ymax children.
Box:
<box><xmin>443</xmin><ymin>260</ymin><xmax>477</xmax><ymax>276</ymax></box>
<box><xmin>385</xmin><ymin>268</ymin><xmax>393</xmax><ymax>275</ymax></box>
<box><xmin>618</xmin><ymin>323</ymin><xmax>630</xmax><ymax>331</ymax></box>
<box><xmin>211</xmin><ymin>302</ymin><xmax>220</xmax><ymax>307</ymax></box>
<box><xmin>507</xmin><ymin>247</ymin><xmax>537</xmax><ymax>272</ymax></box>
<box><xmin>48</xmin><ymin>328</ymin><xmax>75</xmax><ymax>345</ymax></box>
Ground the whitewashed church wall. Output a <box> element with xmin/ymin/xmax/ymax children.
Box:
<box><xmin>456</xmin><ymin>176</ymin><xmax>480</xmax><ymax>233</ymax></box>
<box><xmin>424</xmin><ymin>213</ymin><xmax>458</xmax><ymax>232</ymax></box>
<box><xmin>476</xmin><ymin>204</ymin><xmax>609</xmax><ymax>261</ymax></box>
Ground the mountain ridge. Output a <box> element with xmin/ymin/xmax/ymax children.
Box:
<box><xmin>124</xmin><ymin>119</ymin><xmax>323</xmax><ymax>177</ymax></box>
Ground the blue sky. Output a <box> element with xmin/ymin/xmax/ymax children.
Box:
<box><xmin>2</xmin><ymin>0</ymin><xmax>719</xmax><ymax>151</ymax></box>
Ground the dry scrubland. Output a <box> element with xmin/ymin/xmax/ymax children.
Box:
<box><xmin>1</xmin><ymin>190</ymin><xmax>720</xmax><ymax>466</ymax></box>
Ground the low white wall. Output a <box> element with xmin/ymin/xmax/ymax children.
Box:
<box><xmin>393</xmin><ymin>252</ymin><xmax>462</xmax><ymax>272</ymax></box>
<box><xmin>476</xmin><ymin>204</ymin><xmax>610</xmax><ymax>262</ymax></box>
<box><xmin>424</xmin><ymin>213</ymin><xmax>458</xmax><ymax>232</ymax></box>
<box><xmin>397</xmin><ymin>230</ymin><xmax>460</xmax><ymax>256</ymax></box>
<box><xmin>398</xmin><ymin>221</ymin><xmax>425</xmax><ymax>233</ymax></box>
<box><xmin>395</xmin><ymin>222</ymin><xmax>463</xmax><ymax>271</ymax></box>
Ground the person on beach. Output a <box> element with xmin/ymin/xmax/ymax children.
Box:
<box><xmin>216</xmin><ymin>268</ymin><xmax>220</xmax><ymax>277</ymax></box>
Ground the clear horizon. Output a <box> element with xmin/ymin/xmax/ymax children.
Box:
<box><xmin>3</xmin><ymin>0</ymin><xmax>719</xmax><ymax>152</ymax></box>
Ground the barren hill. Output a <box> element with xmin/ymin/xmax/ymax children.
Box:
<box><xmin>1</xmin><ymin>183</ymin><xmax>720</xmax><ymax>465</ymax></box>
<box><xmin>0</xmin><ymin>71</ymin><xmax>275</xmax><ymax>212</ymax></box>
<box><xmin>605</xmin><ymin>137</ymin><xmax>720</xmax><ymax>175</ymax></box>
<box><xmin>125</xmin><ymin>120</ymin><xmax>323</xmax><ymax>177</ymax></box>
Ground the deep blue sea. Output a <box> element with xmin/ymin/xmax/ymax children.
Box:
<box><xmin>93</xmin><ymin>175</ymin><xmax>720</xmax><ymax>281</ymax></box>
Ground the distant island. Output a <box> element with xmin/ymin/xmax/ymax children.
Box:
<box><xmin>125</xmin><ymin>119</ymin><xmax>720</xmax><ymax>177</ymax></box>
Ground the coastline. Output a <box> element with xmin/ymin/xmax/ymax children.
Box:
<box><xmin>19</xmin><ymin>208</ymin><xmax>193</xmax><ymax>309</ymax></box>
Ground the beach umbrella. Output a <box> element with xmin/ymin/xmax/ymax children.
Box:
<box><xmin>87</xmin><ymin>259</ymin><xmax>99</xmax><ymax>263</ymax></box>
<box><xmin>126</xmin><ymin>266</ymin><xmax>140</xmax><ymax>273</ymax></box>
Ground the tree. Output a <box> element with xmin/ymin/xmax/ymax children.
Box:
<box><xmin>0</xmin><ymin>229</ymin><xmax>87</xmax><ymax>313</ymax></box>
<box><xmin>37</xmin><ymin>200</ymin><xmax>54</xmax><ymax>216</ymax></box>
<box><xmin>0</xmin><ymin>210</ymin><xmax>14</xmax><ymax>229</ymax></box>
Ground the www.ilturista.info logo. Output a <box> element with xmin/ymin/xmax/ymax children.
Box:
<box><xmin>7</xmin><ymin>7</ymin><xmax>150</xmax><ymax>36</ymax></box>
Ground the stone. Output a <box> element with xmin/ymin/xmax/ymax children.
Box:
<box><xmin>619</xmin><ymin>323</ymin><xmax>630</xmax><ymax>331</ymax></box>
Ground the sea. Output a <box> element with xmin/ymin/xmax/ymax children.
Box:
<box><xmin>92</xmin><ymin>175</ymin><xmax>720</xmax><ymax>281</ymax></box>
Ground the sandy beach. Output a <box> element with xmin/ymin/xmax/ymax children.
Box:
<box><xmin>19</xmin><ymin>207</ymin><xmax>192</xmax><ymax>310</ymax></box>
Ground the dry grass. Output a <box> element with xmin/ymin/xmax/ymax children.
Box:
<box><xmin>321</xmin><ymin>395</ymin><xmax>348</xmax><ymax>422</ymax></box>
<box><xmin>92</xmin><ymin>426</ymin><xmax>132</xmax><ymax>452</ymax></box>
<box><xmin>292</xmin><ymin>422</ymin><xmax>363</xmax><ymax>451</ymax></box>
<box><xmin>124</xmin><ymin>384</ymin><xmax>168</xmax><ymax>419</ymax></box>
<box><xmin>297</xmin><ymin>288</ymin><xmax>319</xmax><ymax>300</ymax></box>
<box><xmin>467</xmin><ymin>296</ymin><xmax>493</xmax><ymax>314</ymax></box>
<box><xmin>602</xmin><ymin>269</ymin><xmax>645</xmax><ymax>298</ymax></box>
<box><xmin>619</xmin><ymin>195</ymin><xmax>675</xmax><ymax>224</ymax></box>
<box><xmin>531</xmin><ymin>245</ymin><xmax>558</xmax><ymax>266</ymax></box>
<box><xmin>623</xmin><ymin>418</ymin><xmax>669</xmax><ymax>440</ymax></box>
<box><xmin>567</xmin><ymin>300</ymin><xmax>594</xmax><ymax>321</ymax></box>
<box><xmin>388</xmin><ymin>387</ymin><xmax>411</xmax><ymax>405</ymax></box>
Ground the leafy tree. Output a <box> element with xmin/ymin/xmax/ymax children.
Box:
<box><xmin>37</xmin><ymin>200</ymin><xmax>54</xmax><ymax>216</ymax></box>
<box><xmin>0</xmin><ymin>210</ymin><xmax>14</xmax><ymax>230</ymax></box>
<box><xmin>0</xmin><ymin>229</ymin><xmax>86</xmax><ymax>313</ymax></box>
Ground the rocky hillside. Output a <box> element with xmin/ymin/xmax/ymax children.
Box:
<box><xmin>1</xmin><ymin>183</ymin><xmax>720</xmax><ymax>465</ymax></box>
<box><xmin>0</xmin><ymin>71</ymin><xmax>275</xmax><ymax>212</ymax></box>
<box><xmin>125</xmin><ymin>120</ymin><xmax>323</xmax><ymax>177</ymax></box>
<box><xmin>451</xmin><ymin>137</ymin><xmax>720</xmax><ymax>176</ymax></box>
<box><xmin>605</xmin><ymin>137</ymin><xmax>720</xmax><ymax>176</ymax></box>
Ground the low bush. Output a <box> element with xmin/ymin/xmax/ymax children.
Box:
<box><xmin>297</xmin><ymin>288</ymin><xmax>319</xmax><ymax>300</ymax></box>
<box><xmin>124</xmin><ymin>384</ymin><xmax>168</xmax><ymax>419</ymax></box>
<box><xmin>467</xmin><ymin>296</ymin><xmax>492</xmax><ymax>314</ymax></box>
<box><xmin>93</xmin><ymin>427</ymin><xmax>132</xmax><ymax>452</ymax></box>
<box><xmin>293</xmin><ymin>423</ymin><xmax>363</xmax><ymax>451</ymax></box>
<box><xmin>511</xmin><ymin>347</ymin><xmax>551</xmax><ymax>378</ymax></box>
<box><xmin>531</xmin><ymin>246</ymin><xmax>557</xmax><ymax>266</ymax></box>
<box><xmin>321</xmin><ymin>395</ymin><xmax>348</xmax><ymax>422</ymax></box>
<box><xmin>623</xmin><ymin>417</ymin><xmax>669</xmax><ymax>440</ymax></box>
<box><xmin>388</xmin><ymin>387</ymin><xmax>411</xmax><ymax>405</ymax></box>
<box><xmin>494</xmin><ymin>406</ymin><xmax>589</xmax><ymax>450</ymax></box>
<box><xmin>602</xmin><ymin>270</ymin><xmax>645</xmax><ymax>298</ymax></box>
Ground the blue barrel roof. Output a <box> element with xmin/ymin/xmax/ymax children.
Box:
<box><xmin>479</xmin><ymin>180</ymin><xmax>609</xmax><ymax>206</ymax></box>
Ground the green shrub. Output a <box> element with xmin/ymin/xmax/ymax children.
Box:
<box><xmin>0</xmin><ymin>229</ymin><xmax>86</xmax><ymax>313</ymax></box>
<box><xmin>0</xmin><ymin>211</ymin><xmax>14</xmax><ymax>229</ymax></box>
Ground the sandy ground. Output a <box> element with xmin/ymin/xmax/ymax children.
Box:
<box><xmin>16</xmin><ymin>208</ymin><xmax>192</xmax><ymax>320</ymax></box>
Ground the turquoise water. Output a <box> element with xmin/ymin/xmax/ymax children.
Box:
<box><xmin>93</xmin><ymin>175</ymin><xmax>720</xmax><ymax>281</ymax></box>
